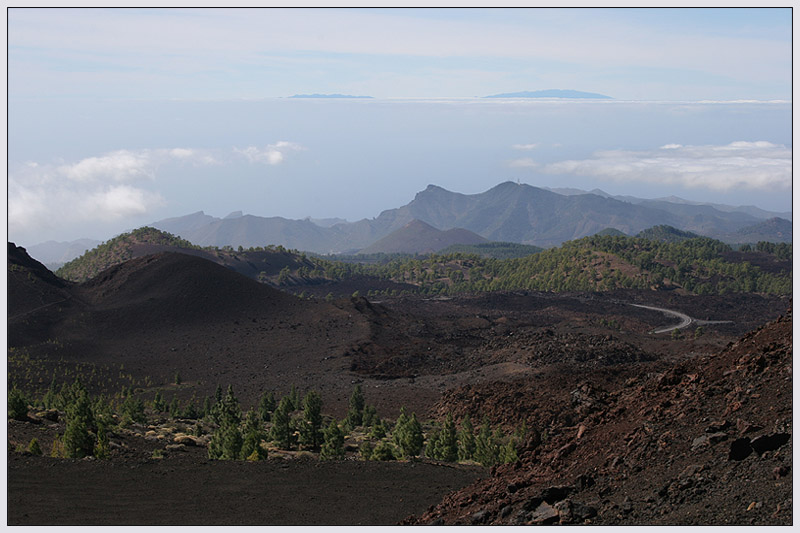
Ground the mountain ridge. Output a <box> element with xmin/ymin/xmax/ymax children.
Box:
<box><xmin>31</xmin><ymin>183</ymin><xmax>790</xmax><ymax>261</ymax></box>
<box><xmin>358</xmin><ymin>219</ymin><xmax>488</xmax><ymax>255</ymax></box>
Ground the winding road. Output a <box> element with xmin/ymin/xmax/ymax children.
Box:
<box><xmin>630</xmin><ymin>303</ymin><xmax>732</xmax><ymax>334</ymax></box>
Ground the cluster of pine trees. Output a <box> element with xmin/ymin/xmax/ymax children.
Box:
<box><xmin>12</xmin><ymin>379</ymin><xmax>117</xmax><ymax>459</ymax></box>
<box><xmin>308</xmin><ymin>235</ymin><xmax>791</xmax><ymax>296</ymax></box>
<box><xmin>10</xmin><ymin>381</ymin><xmax>524</xmax><ymax>468</ymax></box>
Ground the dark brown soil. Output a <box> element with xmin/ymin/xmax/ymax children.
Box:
<box><xmin>7</xmin><ymin>452</ymin><xmax>484</xmax><ymax>525</ymax></box>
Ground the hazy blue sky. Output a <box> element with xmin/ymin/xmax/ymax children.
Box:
<box><xmin>7</xmin><ymin>7</ymin><xmax>793</xmax><ymax>246</ymax></box>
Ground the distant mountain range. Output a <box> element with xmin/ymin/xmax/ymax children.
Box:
<box><xmin>148</xmin><ymin>182</ymin><xmax>790</xmax><ymax>253</ymax></box>
<box><xmin>484</xmin><ymin>89</ymin><xmax>612</xmax><ymax>99</ymax></box>
<box><xmin>26</xmin><ymin>238</ymin><xmax>102</xmax><ymax>270</ymax></box>
<box><xmin>28</xmin><ymin>182</ymin><xmax>792</xmax><ymax>264</ymax></box>
<box><xmin>542</xmin><ymin>187</ymin><xmax>792</xmax><ymax>221</ymax></box>
<box><xmin>358</xmin><ymin>219</ymin><xmax>487</xmax><ymax>255</ymax></box>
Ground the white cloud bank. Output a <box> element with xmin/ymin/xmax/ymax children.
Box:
<box><xmin>234</xmin><ymin>141</ymin><xmax>305</xmax><ymax>165</ymax></box>
<box><xmin>542</xmin><ymin>141</ymin><xmax>790</xmax><ymax>191</ymax></box>
<box><xmin>9</xmin><ymin>148</ymin><xmax>215</xmax><ymax>237</ymax></box>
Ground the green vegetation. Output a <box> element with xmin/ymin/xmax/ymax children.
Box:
<box><xmin>324</xmin><ymin>235</ymin><xmax>791</xmax><ymax>296</ymax></box>
<box><xmin>636</xmin><ymin>225</ymin><xmax>699</xmax><ymax>243</ymax></box>
<box><xmin>8</xmin><ymin>385</ymin><xmax>28</xmax><ymax>421</ymax></box>
<box><xmin>11</xmin><ymin>378</ymin><xmax>526</xmax><ymax>467</ymax></box>
<box><xmin>437</xmin><ymin>241</ymin><xmax>544</xmax><ymax>259</ymax></box>
<box><xmin>320</xmin><ymin>420</ymin><xmax>345</xmax><ymax>460</ymax></box>
<box><xmin>27</xmin><ymin>438</ymin><xmax>43</xmax><ymax>456</ymax></box>
<box><xmin>50</xmin><ymin>223</ymin><xmax>790</xmax><ymax>298</ymax></box>
<box><xmin>56</xmin><ymin>227</ymin><xmax>201</xmax><ymax>282</ymax></box>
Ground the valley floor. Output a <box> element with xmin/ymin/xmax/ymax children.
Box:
<box><xmin>7</xmin><ymin>450</ymin><xmax>484</xmax><ymax>526</ymax></box>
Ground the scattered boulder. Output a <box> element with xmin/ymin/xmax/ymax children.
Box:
<box><xmin>736</xmin><ymin>419</ymin><xmax>763</xmax><ymax>435</ymax></box>
<box><xmin>773</xmin><ymin>465</ymin><xmax>790</xmax><ymax>479</ymax></box>
<box><xmin>540</xmin><ymin>485</ymin><xmax>572</xmax><ymax>503</ymax></box>
<box><xmin>728</xmin><ymin>438</ymin><xmax>753</xmax><ymax>461</ymax></box>
<box><xmin>471</xmin><ymin>509</ymin><xmax>490</xmax><ymax>524</ymax></box>
<box><xmin>554</xmin><ymin>499</ymin><xmax>574</xmax><ymax>524</ymax></box>
<box><xmin>573</xmin><ymin>502</ymin><xmax>598</xmax><ymax>521</ymax></box>
<box><xmin>529</xmin><ymin>502</ymin><xmax>559</xmax><ymax>525</ymax></box>
<box><xmin>705</xmin><ymin>420</ymin><xmax>730</xmax><ymax>433</ymax></box>
<box><xmin>692</xmin><ymin>432</ymin><xmax>727</xmax><ymax>451</ymax></box>
<box><xmin>750</xmin><ymin>433</ymin><xmax>790</xmax><ymax>455</ymax></box>
<box><xmin>574</xmin><ymin>474</ymin><xmax>595</xmax><ymax>490</ymax></box>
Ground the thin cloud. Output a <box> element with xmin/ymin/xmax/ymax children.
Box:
<box><xmin>512</xmin><ymin>143</ymin><xmax>539</xmax><ymax>150</ymax></box>
<box><xmin>57</xmin><ymin>148</ymin><xmax>216</xmax><ymax>183</ymax></box>
<box><xmin>8</xmin><ymin>147</ymin><xmax>213</xmax><ymax>236</ymax></box>
<box><xmin>234</xmin><ymin>141</ymin><xmax>306</xmax><ymax>165</ymax></box>
<box><xmin>542</xmin><ymin>141</ymin><xmax>791</xmax><ymax>191</ymax></box>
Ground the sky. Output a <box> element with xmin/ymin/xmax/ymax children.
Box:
<box><xmin>6</xmin><ymin>7</ymin><xmax>794</xmax><ymax>246</ymax></box>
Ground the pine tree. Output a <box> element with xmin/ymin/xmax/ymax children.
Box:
<box><xmin>370</xmin><ymin>419</ymin><xmax>388</xmax><ymax>439</ymax></box>
<box><xmin>392</xmin><ymin>407</ymin><xmax>409</xmax><ymax>447</ymax></box>
<box><xmin>63</xmin><ymin>389</ymin><xmax>95</xmax><ymax>458</ymax></box>
<box><xmin>270</xmin><ymin>396</ymin><xmax>295</xmax><ymax>449</ymax></box>
<box><xmin>346</xmin><ymin>385</ymin><xmax>365</xmax><ymax>429</ymax></box>
<box><xmin>211</xmin><ymin>385</ymin><xmax>241</xmax><ymax>426</ymax></box>
<box><xmin>300</xmin><ymin>390</ymin><xmax>323</xmax><ymax>451</ymax></box>
<box><xmin>320</xmin><ymin>420</ymin><xmax>345</xmax><ymax>460</ymax></box>
<box><xmin>202</xmin><ymin>396</ymin><xmax>213</xmax><ymax>419</ymax></box>
<box><xmin>208</xmin><ymin>421</ymin><xmax>243</xmax><ymax>460</ymax></box>
<box><xmin>120</xmin><ymin>392</ymin><xmax>146</xmax><ymax>424</ymax></box>
<box><xmin>434</xmin><ymin>413</ymin><xmax>458</xmax><ymax>462</ymax></box>
<box><xmin>152</xmin><ymin>390</ymin><xmax>166</xmax><ymax>413</ymax></box>
<box><xmin>43</xmin><ymin>377</ymin><xmax>58</xmax><ymax>410</ymax></box>
<box><xmin>258</xmin><ymin>391</ymin><xmax>276</xmax><ymax>422</ymax></box>
<box><xmin>395</xmin><ymin>413</ymin><xmax>424</xmax><ymax>459</ymax></box>
<box><xmin>371</xmin><ymin>440</ymin><xmax>397</xmax><ymax>461</ymax></box>
<box><xmin>425</xmin><ymin>427</ymin><xmax>440</xmax><ymax>458</ymax></box>
<box><xmin>182</xmin><ymin>396</ymin><xmax>199</xmax><ymax>419</ymax></box>
<box><xmin>240</xmin><ymin>409</ymin><xmax>267</xmax><ymax>460</ymax></box>
<box><xmin>500</xmin><ymin>439</ymin><xmax>518</xmax><ymax>464</ymax></box>
<box><xmin>94</xmin><ymin>421</ymin><xmax>111</xmax><ymax>459</ymax></box>
<box><xmin>169</xmin><ymin>395</ymin><xmax>180</xmax><ymax>418</ymax></box>
<box><xmin>458</xmin><ymin>414</ymin><xmax>476</xmax><ymax>461</ymax></box>
<box><xmin>359</xmin><ymin>440</ymin><xmax>374</xmax><ymax>460</ymax></box>
<box><xmin>474</xmin><ymin>417</ymin><xmax>498</xmax><ymax>466</ymax></box>
<box><xmin>288</xmin><ymin>384</ymin><xmax>300</xmax><ymax>411</ymax></box>
<box><xmin>8</xmin><ymin>385</ymin><xmax>28</xmax><ymax>421</ymax></box>
<box><xmin>362</xmin><ymin>404</ymin><xmax>378</xmax><ymax>427</ymax></box>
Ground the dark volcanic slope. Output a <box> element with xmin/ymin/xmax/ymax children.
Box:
<box><xmin>10</xmin><ymin>251</ymin><xmax>373</xmax><ymax>410</ymax></box>
<box><xmin>410</xmin><ymin>310</ymin><xmax>793</xmax><ymax>526</ymax></box>
<box><xmin>77</xmin><ymin>252</ymin><xmax>300</xmax><ymax>327</ymax></box>
<box><xmin>8</xmin><ymin>242</ymin><xmax>72</xmax><ymax>317</ymax></box>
